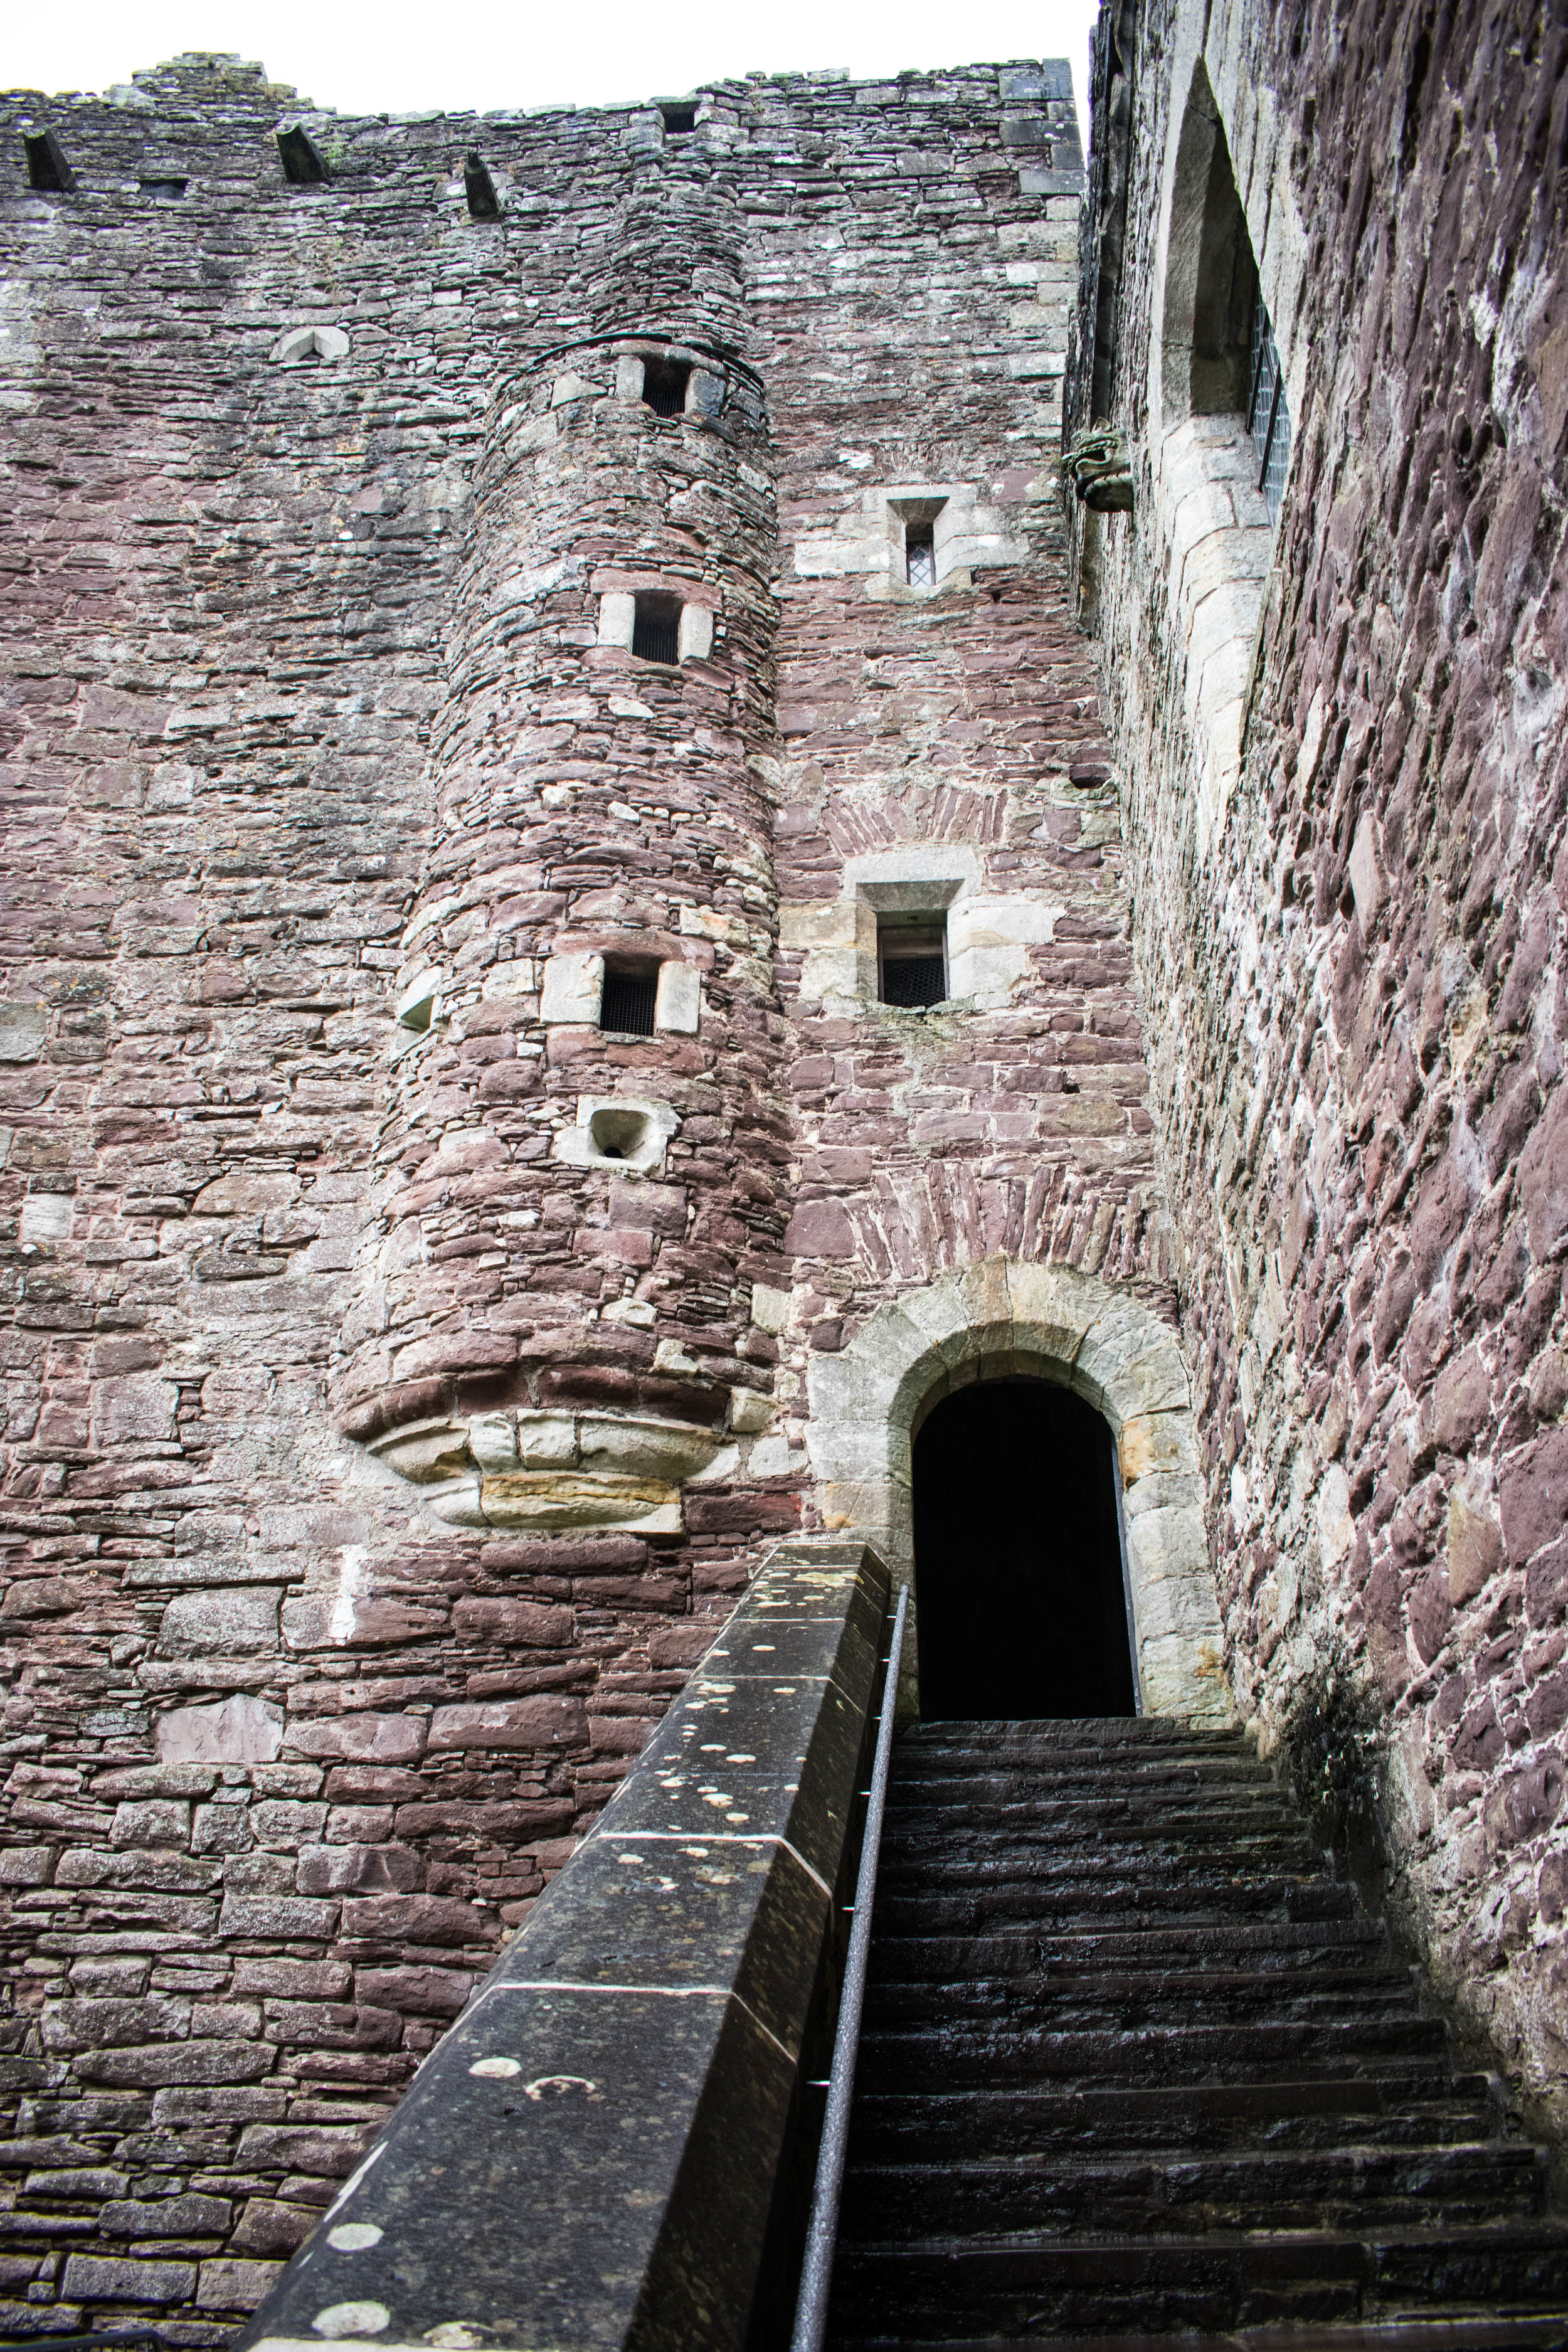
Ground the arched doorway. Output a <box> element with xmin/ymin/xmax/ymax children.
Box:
<box><xmin>913</xmin><ymin>1378</ymin><xmax>1136</xmax><ymax>1719</ymax></box>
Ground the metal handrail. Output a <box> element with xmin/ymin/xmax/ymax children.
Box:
<box><xmin>791</xmin><ymin>1581</ymin><xmax>909</xmax><ymax>2352</ymax></box>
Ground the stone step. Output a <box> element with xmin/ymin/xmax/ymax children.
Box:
<box><xmin>846</xmin><ymin>2080</ymin><xmax>1505</xmax><ymax>2161</ymax></box>
<box><xmin>884</xmin><ymin>1798</ymin><xmax>1317</xmax><ymax>1833</ymax></box>
<box><xmin>856</xmin><ymin>2013</ymin><xmax>1451</xmax><ymax>2090</ymax></box>
<box><xmin>868</xmin><ymin>1923</ymin><xmax>1388</xmax><ymax>1979</ymax></box>
<box><xmin>827</xmin><ymin>1720</ymin><xmax>1562</xmax><ymax>2345</ymax></box>
<box><xmin>889</xmin><ymin>1767</ymin><xmax>1300</xmax><ymax>1796</ymax></box>
<box><xmin>835</xmin><ymin>2324</ymin><xmax>1568</xmax><ymax>2352</ymax></box>
<box><xmin>862</xmin><ymin>1965</ymin><xmax>1426</xmax><ymax>2032</ymax></box>
<box><xmin>838</xmin><ymin>2142</ymin><xmax>1549</xmax><ymax>2240</ymax></box>
<box><xmin>827</xmin><ymin>2222</ymin><xmax>1568</xmax><ymax>2340</ymax></box>
<box><xmin>874</xmin><ymin>1877</ymin><xmax>1359</xmax><ymax>1932</ymax></box>
<box><xmin>899</xmin><ymin>1719</ymin><xmax>1248</xmax><ymax>1749</ymax></box>
<box><xmin>881</xmin><ymin>1831</ymin><xmax>1329</xmax><ymax>1872</ymax></box>
<box><xmin>884</xmin><ymin>1802</ymin><xmax>1311</xmax><ymax>1841</ymax></box>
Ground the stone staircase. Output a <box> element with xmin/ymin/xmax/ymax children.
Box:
<box><xmin>827</xmin><ymin>1717</ymin><xmax>1568</xmax><ymax>2348</ymax></box>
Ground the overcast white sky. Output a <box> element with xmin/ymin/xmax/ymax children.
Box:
<box><xmin>4</xmin><ymin>0</ymin><xmax>1099</xmax><ymax>149</ymax></box>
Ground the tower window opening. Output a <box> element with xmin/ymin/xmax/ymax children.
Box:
<box><xmin>643</xmin><ymin>358</ymin><xmax>691</xmax><ymax>417</ymax></box>
<box><xmin>879</xmin><ymin>917</ymin><xmax>947</xmax><ymax>1009</ymax></box>
<box><xmin>659</xmin><ymin>103</ymin><xmax>698</xmax><ymax>135</ymax></box>
<box><xmin>140</xmin><ymin>177</ymin><xmax>188</xmax><ymax>201</ymax></box>
<box><xmin>23</xmin><ymin>129</ymin><xmax>74</xmax><ymax>192</ymax></box>
<box><xmin>600</xmin><ymin>962</ymin><xmax>659</xmax><ymax>1037</ymax></box>
<box><xmin>631</xmin><ymin>595</ymin><xmax>682</xmax><ymax>664</ymax></box>
<box><xmin>1246</xmin><ymin>293</ymin><xmax>1291</xmax><ymax>524</ymax></box>
<box><xmin>906</xmin><ymin>524</ymin><xmax>936</xmax><ymax>590</ymax></box>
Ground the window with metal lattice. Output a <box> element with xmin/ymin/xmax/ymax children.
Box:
<box><xmin>906</xmin><ymin>525</ymin><xmax>936</xmax><ymax>590</ymax></box>
<box><xmin>600</xmin><ymin>963</ymin><xmax>659</xmax><ymax>1037</ymax></box>
<box><xmin>878</xmin><ymin>918</ymin><xmax>947</xmax><ymax>1009</ymax></box>
<box><xmin>1246</xmin><ymin>294</ymin><xmax>1291</xmax><ymax>525</ymax></box>
<box><xmin>643</xmin><ymin>358</ymin><xmax>691</xmax><ymax>417</ymax></box>
<box><xmin>631</xmin><ymin>596</ymin><xmax>682</xmax><ymax>665</ymax></box>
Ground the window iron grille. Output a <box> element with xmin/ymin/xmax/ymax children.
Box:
<box><xmin>1246</xmin><ymin>294</ymin><xmax>1291</xmax><ymax>526</ymax></box>
<box><xmin>643</xmin><ymin>358</ymin><xmax>690</xmax><ymax>417</ymax></box>
<box><xmin>906</xmin><ymin>527</ymin><xmax>936</xmax><ymax>591</ymax></box>
<box><xmin>631</xmin><ymin>598</ymin><xmax>681</xmax><ymax>664</ymax></box>
<box><xmin>600</xmin><ymin>965</ymin><xmax>658</xmax><ymax>1037</ymax></box>
<box><xmin>879</xmin><ymin>922</ymin><xmax>946</xmax><ymax>1009</ymax></box>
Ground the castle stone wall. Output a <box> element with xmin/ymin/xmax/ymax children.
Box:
<box><xmin>0</xmin><ymin>51</ymin><xmax>1171</xmax><ymax>2335</ymax></box>
<box><xmin>1070</xmin><ymin>0</ymin><xmax>1568</xmax><ymax>2132</ymax></box>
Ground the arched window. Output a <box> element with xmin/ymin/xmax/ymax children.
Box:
<box><xmin>1163</xmin><ymin>63</ymin><xmax>1291</xmax><ymax>519</ymax></box>
<box><xmin>1151</xmin><ymin>61</ymin><xmax>1294</xmax><ymax>840</ymax></box>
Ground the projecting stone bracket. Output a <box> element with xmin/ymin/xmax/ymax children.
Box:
<box><xmin>1067</xmin><ymin>425</ymin><xmax>1135</xmax><ymax>511</ymax></box>
<box><xmin>366</xmin><ymin>1404</ymin><xmax>724</xmax><ymax>1534</ymax></box>
<box><xmin>236</xmin><ymin>1540</ymin><xmax>891</xmax><ymax>2352</ymax></box>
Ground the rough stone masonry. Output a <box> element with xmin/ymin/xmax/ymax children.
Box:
<box><xmin>1066</xmin><ymin>0</ymin><xmax>1568</xmax><ymax>2182</ymax></box>
<box><xmin>0</xmin><ymin>48</ymin><xmax>1155</xmax><ymax>2338</ymax></box>
<box><xmin>2</xmin><ymin>2</ymin><xmax>1565</xmax><ymax>2336</ymax></box>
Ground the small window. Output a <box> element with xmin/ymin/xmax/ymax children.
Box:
<box><xmin>24</xmin><ymin>130</ymin><xmax>75</xmax><ymax>193</ymax></box>
<box><xmin>1246</xmin><ymin>293</ymin><xmax>1291</xmax><ymax>525</ymax></box>
<box><xmin>892</xmin><ymin>496</ymin><xmax>947</xmax><ymax>593</ymax></box>
<box><xmin>631</xmin><ymin>595</ymin><xmax>681</xmax><ymax>665</ymax></box>
<box><xmin>659</xmin><ymin>103</ymin><xmax>698</xmax><ymax>136</ymax></box>
<box><xmin>643</xmin><ymin>358</ymin><xmax>691</xmax><ymax>418</ymax></box>
<box><xmin>906</xmin><ymin>524</ymin><xmax>936</xmax><ymax>590</ymax></box>
<box><xmin>879</xmin><ymin>919</ymin><xmax>947</xmax><ymax>1009</ymax></box>
<box><xmin>140</xmin><ymin>177</ymin><xmax>188</xmax><ymax>201</ymax></box>
<box><xmin>600</xmin><ymin>963</ymin><xmax>659</xmax><ymax>1037</ymax></box>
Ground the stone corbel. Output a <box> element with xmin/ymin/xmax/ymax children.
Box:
<box><xmin>365</xmin><ymin>1404</ymin><xmax>729</xmax><ymax>1534</ymax></box>
<box><xmin>1067</xmin><ymin>426</ymin><xmax>1134</xmax><ymax>511</ymax></box>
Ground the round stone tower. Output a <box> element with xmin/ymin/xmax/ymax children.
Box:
<box><xmin>329</xmin><ymin>330</ymin><xmax>787</xmax><ymax>1544</ymax></box>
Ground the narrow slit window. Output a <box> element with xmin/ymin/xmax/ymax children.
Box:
<box><xmin>1246</xmin><ymin>294</ymin><xmax>1291</xmax><ymax>526</ymax></box>
<box><xmin>659</xmin><ymin>104</ymin><xmax>698</xmax><ymax>136</ymax></box>
<box><xmin>600</xmin><ymin>963</ymin><xmax>659</xmax><ymax>1037</ymax></box>
<box><xmin>643</xmin><ymin>358</ymin><xmax>691</xmax><ymax>417</ymax></box>
<box><xmin>632</xmin><ymin>595</ymin><xmax>682</xmax><ymax>665</ymax></box>
<box><xmin>906</xmin><ymin>524</ymin><xmax>936</xmax><ymax>590</ymax></box>
<box><xmin>879</xmin><ymin>919</ymin><xmax>947</xmax><ymax>1009</ymax></box>
<box><xmin>141</xmin><ymin>178</ymin><xmax>188</xmax><ymax>201</ymax></box>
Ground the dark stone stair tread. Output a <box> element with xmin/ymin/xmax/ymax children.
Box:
<box><xmin>829</xmin><ymin>1721</ymin><xmax>1562</xmax><ymax>2343</ymax></box>
<box><xmin>829</xmin><ymin>2323</ymin><xmax>1568</xmax><ymax>2352</ymax></box>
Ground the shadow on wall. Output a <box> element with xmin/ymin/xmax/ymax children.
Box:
<box><xmin>914</xmin><ymin>1379</ymin><xmax>1136</xmax><ymax>1719</ymax></box>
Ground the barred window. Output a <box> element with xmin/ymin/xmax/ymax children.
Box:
<box><xmin>643</xmin><ymin>358</ymin><xmax>690</xmax><ymax>417</ymax></box>
<box><xmin>600</xmin><ymin>963</ymin><xmax>659</xmax><ymax>1037</ymax></box>
<box><xmin>879</xmin><ymin>918</ymin><xmax>947</xmax><ymax>1009</ymax></box>
<box><xmin>631</xmin><ymin>595</ymin><xmax>681</xmax><ymax>664</ymax></box>
<box><xmin>1247</xmin><ymin>295</ymin><xmax>1291</xmax><ymax>526</ymax></box>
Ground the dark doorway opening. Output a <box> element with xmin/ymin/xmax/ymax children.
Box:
<box><xmin>913</xmin><ymin>1378</ymin><xmax>1136</xmax><ymax>1719</ymax></box>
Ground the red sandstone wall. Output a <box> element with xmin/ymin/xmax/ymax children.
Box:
<box><xmin>1078</xmin><ymin>0</ymin><xmax>1568</xmax><ymax>2130</ymax></box>
<box><xmin>0</xmin><ymin>52</ymin><xmax>1150</xmax><ymax>2335</ymax></box>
